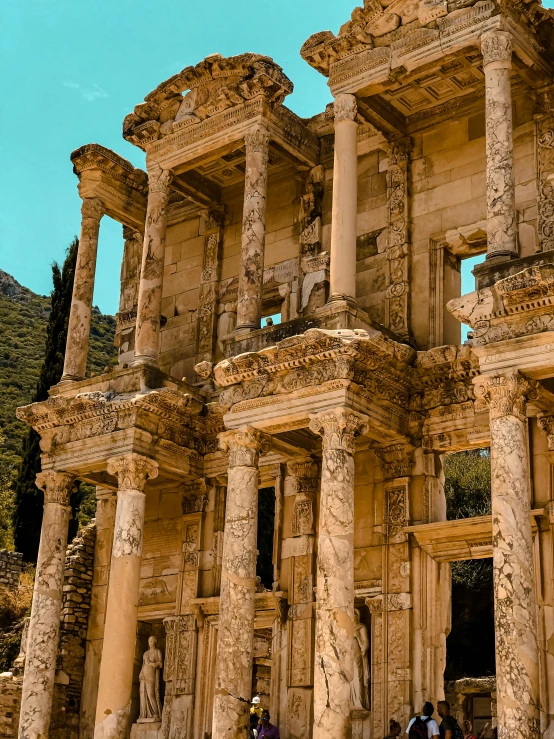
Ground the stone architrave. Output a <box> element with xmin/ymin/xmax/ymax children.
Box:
<box><xmin>18</xmin><ymin>471</ymin><xmax>75</xmax><ymax>739</ymax></box>
<box><xmin>329</xmin><ymin>94</ymin><xmax>358</xmax><ymax>304</ymax></box>
<box><xmin>474</xmin><ymin>372</ymin><xmax>540</xmax><ymax>736</ymax></box>
<box><xmin>481</xmin><ymin>31</ymin><xmax>517</xmax><ymax>260</ymax></box>
<box><xmin>211</xmin><ymin>426</ymin><xmax>269</xmax><ymax>739</ymax></box>
<box><xmin>236</xmin><ymin>126</ymin><xmax>270</xmax><ymax>331</ymax></box>
<box><xmin>61</xmin><ymin>198</ymin><xmax>104</xmax><ymax>381</ymax></box>
<box><xmin>308</xmin><ymin>408</ymin><xmax>369</xmax><ymax>739</ymax></box>
<box><xmin>133</xmin><ymin>163</ymin><xmax>173</xmax><ymax>365</ymax></box>
<box><xmin>94</xmin><ymin>454</ymin><xmax>159</xmax><ymax>739</ymax></box>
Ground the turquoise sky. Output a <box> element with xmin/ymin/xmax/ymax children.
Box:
<box><xmin>2</xmin><ymin>0</ymin><xmax>549</xmax><ymax>318</ymax></box>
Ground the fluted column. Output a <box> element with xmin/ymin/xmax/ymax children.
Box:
<box><xmin>482</xmin><ymin>31</ymin><xmax>517</xmax><ymax>260</ymax></box>
<box><xmin>212</xmin><ymin>427</ymin><xmax>269</xmax><ymax>739</ymax></box>
<box><xmin>474</xmin><ymin>372</ymin><xmax>540</xmax><ymax>738</ymax></box>
<box><xmin>133</xmin><ymin>163</ymin><xmax>173</xmax><ymax>365</ymax></box>
<box><xmin>94</xmin><ymin>454</ymin><xmax>158</xmax><ymax>739</ymax></box>
<box><xmin>61</xmin><ymin>198</ymin><xmax>104</xmax><ymax>381</ymax></box>
<box><xmin>308</xmin><ymin>408</ymin><xmax>369</xmax><ymax>739</ymax></box>
<box><xmin>236</xmin><ymin>125</ymin><xmax>270</xmax><ymax>332</ymax></box>
<box><xmin>329</xmin><ymin>94</ymin><xmax>358</xmax><ymax>303</ymax></box>
<box><xmin>18</xmin><ymin>471</ymin><xmax>75</xmax><ymax>739</ymax></box>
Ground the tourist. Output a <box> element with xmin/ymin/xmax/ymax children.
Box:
<box><xmin>406</xmin><ymin>702</ymin><xmax>440</xmax><ymax>739</ymax></box>
<box><xmin>250</xmin><ymin>713</ymin><xmax>259</xmax><ymax>739</ymax></box>
<box><xmin>257</xmin><ymin>709</ymin><xmax>280</xmax><ymax>739</ymax></box>
<box><xmin>250</xmin><ymin>696</ymin><xmax>262</xmax><ymax>719</ymax></box>
<box><xmin>385</xmin><ymin>719</ymin><xmax>402</xmax><ymax>738</ymax></box>
<box><xmin>437</xmin><ymin>701</ymin><xmax>463</xmax><ymax>739</ymax></box>
<box><xmin>462</xmin><ymin>720</ymin><xmax>477</xmax><ymax>739</ymax></box>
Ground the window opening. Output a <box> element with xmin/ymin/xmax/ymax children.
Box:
<box><xmin>256</xmin><ymin>487</ymin><xmax>275</xmax><ymax>590</ymax></box>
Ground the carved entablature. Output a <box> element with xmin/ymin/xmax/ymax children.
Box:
<box><xmin>448</xmin><ymin>264</ymin><xmax>554</xmax><ymax>347</ymax></box>
<box><xmin>213</xmin><ymin>327</ymin><xmax>415</xmax><ymax>413</ymax></box>
<box><xmin>300</xmin><ymin>0</ymin><xmax>548</xmax><ymax>99</ymax></box>
<box><xmin>16</xmin><ymin>383</ymin><xmax>206</xmax><ymax>481</ymax></box>
<box><xmin>70</xmin><ymin>143</ymin><xmax>148</xmax><ymax>231</ymax></box>
<box><xmin>122</xmin><ymin>53</ymin><xmax>318</xmax><ymax>170</ymax></box>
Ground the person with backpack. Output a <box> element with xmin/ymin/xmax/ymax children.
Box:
<box><xmin>437</xmin><ymin>701</ymin><xmax>464</xmax><ymax>739</ymax></box>
<box><xmin>406</xmin><ymin>702</ymin><xmax>440</xmax><ymax>739</ymax></box>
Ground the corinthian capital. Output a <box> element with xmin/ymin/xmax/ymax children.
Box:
<box><xmin>81</xmin><ymin>197</ymin><xmax>105</xmax><ymax>221</ymax></box>
<box><xmin>481</xmin><ymin>31</ymin><xmax>512</xmax><ymax>68</ymax></box>
<box><xmin>538</xmin><ymin>414</ymin><xmax>554</xmax><ymax>450</ymax></box>
<box><xmin>309</xmin><ymin>407</ymin><xmax>369</xmax><ymax>454</ymax></box>
<box><xmin>474</xmin><ymin>372</ymin><xmax>537</xmax><ymax>422</ymax></box>
<box><xmin>35</xmin><ymin>471</ymin><xmax>75</xmax><ymax>506</ymax></box>
<box><xmin>147</xmin><ymin>163</ymin><xmax>173</xmax><ymax>195</ymax></box>
<box><xmin>244</xmin><ymin>124</ymin><xmax>270</xmax><ymax>155</ymax></box>
<box><xmin>219</xmin><ymin>426</ymin><xmax>271</xmax><ymax>467</ymax></box>
<box><xmin>334</xmin><ymin>93</ymin><xmax>357</xmax><ymax>123</ymax></box>
<box><xmin>107</xmin><ymin>454</ymin><xmax>159</xmax><ymax>492</ymax></box>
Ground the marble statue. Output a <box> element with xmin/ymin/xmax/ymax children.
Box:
<box><xmin>139</xmin><ymin>636</ymin><xmax>163</xmax><ymax>723</ymax></box>
<box><xmin>350</xmin><ymin>609</ymin><xmax>370</xmax><ymax>711</ymax></box>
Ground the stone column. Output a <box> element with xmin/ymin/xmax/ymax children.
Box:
<box><xmin>212</xmin><ymin>427</ymin><xmax>269</xmax><ymax>739</ymax></box>
<box><xmin>474</xmin><ymin>372</ymin><xmax>540</xmax><ymax>737</ymax></box>
<box><xmin>482</xmin><ymin>31</ymin><xmax>518</xmax><ymax>260</ymax></box>
<box><xmin>61</xmin><ymin>198</ymin><xmax>104</xmax><ymax>381</ymax></box>
<box><xmin>236</xmin><ymin>125</ymin><xmax>270</xmax><ymax>332</ymax></box>
<box><xmin>308</xmin><ymin>408</ymin><xmax>369</xmax><ymax>739</ymax></box>
<box><xmin>94</xmin><ymin>454</ymin><xmax>158</xmax><ymax>739</ymax></box>
<box><xmin>133</xmin><ymin>163</ymin><xmax>173</xmax><ymax>365</ymax></box>
<box><xmin>329</xmin><ymin>94</ymin><xmax>358</xmax><ymax>304</ymax></box>
<box><xmin>18</xmin><ymin>471</ymin><xmax>75</xmax><ymax>739</ymax></box>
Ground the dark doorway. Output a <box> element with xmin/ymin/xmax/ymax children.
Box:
<box><xmin>256</xmin><ymin>487</ymin><xmax>275</xmax><ymax>590</ymax></box>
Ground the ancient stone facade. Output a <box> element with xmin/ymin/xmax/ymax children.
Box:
<box><xmin>12</xmin><ymin>6</ymin><xmax>554</xmax><ymax>738</ymax></box>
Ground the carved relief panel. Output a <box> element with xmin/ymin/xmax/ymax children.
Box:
<box><xmin>537</xmin><ymin>116</ymin><xmax>554</xmax><ymax>252</ymax></box>
<box><xmin>196</xmin><ymin>208</ymin><xmax>225</xmax><ymax>365</ymax></box>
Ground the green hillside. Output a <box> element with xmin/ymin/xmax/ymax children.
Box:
<box><xmin>0</xmin><ymin>269</ymin><xmax>117</xmax><ymax>474</ymax></box>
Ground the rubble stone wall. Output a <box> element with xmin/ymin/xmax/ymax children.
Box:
<box><xmin>0</xmin><ymin>550</ymin><xmax>23</xmax><ymax>588</ymax></box>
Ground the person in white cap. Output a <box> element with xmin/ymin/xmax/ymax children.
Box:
<box><xmin>251</xmin><ymin>696</ymin><xmax>262</xmax><ymax>719</ymax></box>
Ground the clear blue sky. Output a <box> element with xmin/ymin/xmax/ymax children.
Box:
<box><xmin>2</xmin><ymin>0</ymin><xmax>549</xmax><ymax>317</ymax></box>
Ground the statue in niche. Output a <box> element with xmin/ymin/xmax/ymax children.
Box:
<box><xmin>138</xmin><ymin>635</ymin><xmax>163</xmax><ymax>723</ymax></box>
<box><xmin>350</xmin><ymin>609</ymin><xmax>370</xmax><ymax>711</ymax></box>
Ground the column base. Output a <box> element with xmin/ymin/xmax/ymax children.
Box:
<box><xmin>131</xmin><ymin>721</ymin><xmax>162</xmax><ymax>739</ymax></box>
<box><xmin>130</xmin><ymin>354</ymin><xmax>158</xmax><ymax>368</ymax></box>
<box><xmin>327</xmin><ymin>293</ymin><xmax>357</xmax><ymax>307</ymax></box>
<box><xmin>486</xmin><ymin>250</ymin><xmax>518</xmax><ymax>262</ymax></box>
<box><xmin>59</xmin><ymin>373</ymin><xmax>84</xmax><ymax>384</ymax></box>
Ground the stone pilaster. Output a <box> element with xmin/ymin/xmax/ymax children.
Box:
<box><xmin>211</xmin><ymin>427</ymin><xmax>269</xmax><ymax>739</ymax></box>
<box><xmin>133</xmin><ymin>163</ymin><xmax>173</xmax><ymax>365</ymax></box>
<box><xmin>196</xmin><ymin>208</ymin><xmax>225</xmax><ymax>363</ymax></box>
<box><xmin>236</xmin><ymin>126</ymin><xmax>270</xmax><ymax>331</ymax></box>
<box><xmin>329</xmin><ymin>94</ymin><xmax>358</xmax><ymax>304</ymax></box>
<box><xmin>94</xmin><ymin>454</ymin><xmax>158</xmax><ymax>739</ymax></box>
<box><xmin>285</xmin><ymin>457</ymin><xmax>319</xmax><ymax>739</ymax></box>
<box><xmin>474</xmin><ymin>372</ymin><xmax>540</xmax><ymax>737</ymax></box>
<box><xmin>482</xmin><ymin>31</ymin><xmax>517</xmax><ymax>260</ymax></box>
<box><xmin>62</xmin><ymin>197</ymin><xmax>104</xmax><ymax>381</ymax></box>
<box><xmin>115</xmin><ymin>226</ymin><xmax>143</xmax><ymax>364</ymax></box>
<box><xmin>308</xmin><ymin>409</ymin><xmax>369</xmax><ymax>739</ymax></box>
<box><xmin>385</xmin><ymin>142</ymin><xmax>412</xmax><ymax>339</ymax></box>
<box><xmin>18</xmin><ymin>470</ymin><xmax>75</xmax><ymax>739</ymax></box>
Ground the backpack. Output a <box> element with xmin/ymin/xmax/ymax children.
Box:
<box><xmin>409</xmin><ymin>717</ymin><xmax>431</xmax><ymax>739</ymax></box>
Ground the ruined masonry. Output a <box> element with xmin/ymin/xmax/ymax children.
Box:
<box><xmin>9</xmin><ymin>0</ymin><xmax>554</xmax><ymax>737</ymax></box>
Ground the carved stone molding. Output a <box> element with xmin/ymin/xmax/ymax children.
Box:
<box><xmin>374</xmin><ymin>443</ymin><xmax>411</xmax><ymax>479</ymax></box>
<box><xmin>385</xmin><ymin>484</ymin><xmax>409</xmax><ymax>538</ymax></box>
<box><xmin>538</xmin><ymin>414</ymin><xmax>554</xmax><ymax>450</ymax></box>
<box><xmin>333</xmin><ymin>93</ymin><xmax>357</xmax><ymax>122</ymax></box>
<box><xmin>107</xmin><ymin>453</ymin><xmax>159</xmax><ymax>492</ymax></box>
<box><xmin>366</xmin><ymin>592</ymin><xmax>412</xmax><ymax>614</ymax></box>
<box><xmin>473</xmin><ymin>372</ymin><xmax>538</xmax><ymax>422</ymax></box>
<box><xmin>81</xmin><ymin>197</ymin><xmax>105</xmax><ymax>222</ymax></box>
<box><xmin>218</xmin><ymin>425</ymin><xmax>272</xmax><ymax>467</ymax></box>
<box><xmin>182</xmin><ymin>478</ymin><xmax>208</xmax><ymax>514</ymax></box>
<box><xmin>35</xmin><ymin>471</ymin><xmax>75</xmax><ymax>506</ymax></box>
<box><xmin>309</xmin><ymin>407</ymin><xmax>369</xmax><ymax>454</ymax></box>
<box><xmin>481</xmin><ymin>30</ymin><xmax>512</xmax><ymax>67</ymax></box>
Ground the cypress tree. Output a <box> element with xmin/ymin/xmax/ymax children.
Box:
<box><xmin>13</xmin><ymin>239</ymin><xmax>80</xmax><ymax>561</ymax></box>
